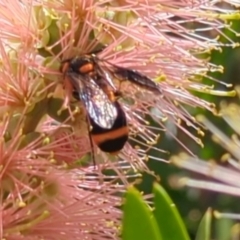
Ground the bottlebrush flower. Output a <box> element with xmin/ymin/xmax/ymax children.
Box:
<box><xmin>173</xmin><ymin>97</ymin><xmax>240</xmax><ymax>197</ymax></box>
<box><xmin>0</xmin><ymin>0</ymin><xmax>239</xmax><ymax>239</ymax></box>
<box><xmin>172</xmin><ymin>98</ymin><xmax>240</xmax><ymax>235</ymax></box>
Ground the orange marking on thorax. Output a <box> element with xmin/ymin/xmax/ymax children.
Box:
<box><xmin>79</xmin><ymin>63</ymin><xmax>94</xmax><ymax>73</ymax></box>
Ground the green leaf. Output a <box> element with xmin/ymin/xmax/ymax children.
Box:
<box><xmin>153</xmin><ymin>183</ymin><xmax>190</xmax><ymax>240</ymax></box>
<box><xmin>195</xmin><ymin>208</ymin><xmax>212</xmax><ymax>240</ymax></box>
<box><xmin>215</xmin><ymin>214</ymin><xmax>233</xmax><ymax>240</ymax></box>
<box><xmin>122</xmin><ymin>187</ymin><xmax>162</xmax><ymax>240</ymax></box>
<box><xmin>47</xmin><ymin>97</ymin><xmax>71</xmax><ymax>123</ymax></box>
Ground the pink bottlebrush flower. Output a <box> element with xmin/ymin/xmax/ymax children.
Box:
<box><xmin>55</xmin><ymin>0</ymin><xmax>239</xmax><ymax>158</ymax></box>
<box><xmin>0</xmin><ymin>112</ymin><xmax>128</xmax><ymax>239</ymax></box>
<box><xmin>0</xmin><ymin>0</ymin><xmax>239</xmax><ymax>239</ymax></box>
<box><xmin>172</xmin><ymin>98</ymin><xmax>240</xmax><ymax>197</ymax></box>
<box><xmin>170</xmin><ymin>96</ymin><xmax>240</xmax><ymax>232</ymax></box>
<box><xmin>171</xmin><ymin>99</ymin><xmax>240</xmax><ymax>229</ymax></box>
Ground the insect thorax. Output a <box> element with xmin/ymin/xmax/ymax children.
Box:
<box><xmin>70</xmin><ymin>56</ymin><xmax>96</xmax><ymax>74</ymax></box>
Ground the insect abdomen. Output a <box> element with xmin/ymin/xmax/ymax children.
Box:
<box><xmin>90</xmin><ymin>102</ymin><xmax>128</xmax><ymax>153</ymax></box>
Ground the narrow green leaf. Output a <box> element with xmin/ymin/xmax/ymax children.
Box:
<box><xmin>122</xmin><ymin>187</ymin><xmax>162</xmax><ymax>240</ymax></box>
<box><xmin>153</xmin><ymin>183</ymin><xmax>190</xmax><ymax>240</ymax></box>
<box><xmin>195</xmin><ymin>208</ymin><xmax>212</xmax><ymax>240</ymax></box>
<box><xmin>215</xmin><ymin>214</ymin><xmax>233</xmax><ymax>240</ymax></box>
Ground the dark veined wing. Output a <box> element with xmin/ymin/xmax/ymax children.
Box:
<box><xmin>67</xmin><ymin>72</ymin><xmax>118</xmax><ymax>129</ymax></box>
<box><xmin>93</xmin><ymin>61</ymin><xmax>117</xmax><ymax>92</ymax></box>
<box><xmin>113</xmin><ymin>66</ymin><xmax>161</xmax><ymax>93</ymax></box>
<box><xmin>95</xmin><ymin>58</ymin><xmax>161</xmax><ymax>93</ymax></box>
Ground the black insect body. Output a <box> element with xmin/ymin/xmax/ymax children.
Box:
<box><xmin>61</xmin><ymin>50</ymin><xmax>161</xmax><ymax>157</ymax></box>
<box><xmin>61</xmin><ymin>55</ymin><xmax>128</xmax><ymax>156</ymax></box>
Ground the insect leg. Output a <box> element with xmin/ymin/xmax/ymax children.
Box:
<box><xmin>86</xmin><ymin>116</ymin><xmax>96</xmax><ymax>166</ymax></box>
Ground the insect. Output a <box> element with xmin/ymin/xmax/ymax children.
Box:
<box><xmin>60</xmin><ymin>48</ymin><xmax>161</xmax><ymax>161</ymax></box>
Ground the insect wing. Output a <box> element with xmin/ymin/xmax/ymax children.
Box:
<box><xmin>68</xmin><ymin>73</ymin><xmax>118</xmax><ymax>129</ymax></box>
<box><xmin>114</xmin><ymin>66</ymin><xmax>161</xmax><ymax>93</ymax></box>
<box><xmin>97</xmin><ymin>58</ymin><xmax>161</xmax><ymax>93</ymax></box>
<box><xmin>94</xmin><ymin>63</ymin><xmax>117</xmax><ymax>91</ymax></box>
